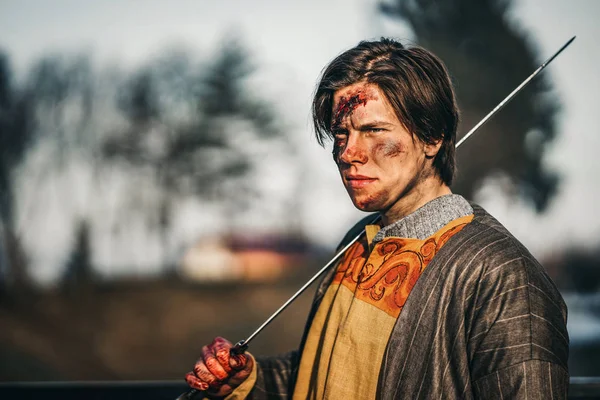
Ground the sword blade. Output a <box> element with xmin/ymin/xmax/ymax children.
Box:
<box><xmin>456</xmin><ymin>36</ymin><xmax>575</xmax><ymax>149</ymax></box>
<box><xmin>239</xmin><ymin>36</ymin><xmax>575</xmax><ymax>349</ymax></box>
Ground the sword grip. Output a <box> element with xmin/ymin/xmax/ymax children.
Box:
<box><xmin>230</xmin><ymin>340</ymin><xmax>248</xmax><ymax>355</ymax></box>
<box><xmin>177</xmin><ymin>340</ymin><xmax>249</xmax><ymax>399</ymax></box>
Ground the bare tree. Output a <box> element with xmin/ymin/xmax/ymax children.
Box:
<box><xmin>0</xmin><ymin>51</ymin><xmax>98</xmax><ymax>296</ymax></box>
<box><xmin>102</xmin><ymin>38</ymin><xmax>289</xmax><ymax>269</ymax></box>
<box><xmin>379</xmin><ymin>0</ymin><xmax>560</xmax><ymax>211</ymax></box>
<box><xmin>0</xmin><ymin>51</ymin><xmax>35</xmax><ymax>296</ymax></box>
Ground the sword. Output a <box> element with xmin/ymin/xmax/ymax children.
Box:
<box><xmin>180</xmin><ymin>35</ymin><xmax>575</xmax><ymax>399</ymax></box>
<box><xmin>456</xmin><ymin>35</ymin><xmax>575</xmax><ymax>148</ymax></box>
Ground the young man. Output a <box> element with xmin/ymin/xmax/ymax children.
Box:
<box><xmin>184</xmin><ymin>38</ymin><xmax>569</xmax><ymax>399</ymax></box>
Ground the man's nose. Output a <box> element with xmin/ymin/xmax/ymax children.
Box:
<box><xmin>339</xmin><ymin>133</ymin><xmax>368</xmax><ymax>165</ymax></box>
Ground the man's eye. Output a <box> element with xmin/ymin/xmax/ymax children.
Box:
<box><xmin>334</xmin><ymin>136</ymin><xmax>346</xmax><ymax>145</ymax></box>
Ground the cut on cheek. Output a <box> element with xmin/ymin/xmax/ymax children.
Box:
<box><xmin>375</xmin><ymin>140</ymin><xmax>405</xmax><ymax>158</ymax></box>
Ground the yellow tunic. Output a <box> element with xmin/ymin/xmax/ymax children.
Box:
<box><xmin>293</xmin><ymin>215</ymin><xmax>473</xmax><ymax>399</ymax></box>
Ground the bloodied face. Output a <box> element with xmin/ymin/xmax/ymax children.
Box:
<box><xmin>331</xmin><ymin>83</ymin><xmax>450</xmax><ymax>224</ymax></box>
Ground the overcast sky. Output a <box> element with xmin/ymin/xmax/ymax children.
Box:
<box><xmin>0</xmin><ymin>0</ymin><xmax>599</xmax><ymax>282</ymax></box>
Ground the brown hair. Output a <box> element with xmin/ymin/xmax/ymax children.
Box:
<box><xmin>312</xmin><ymin>38</ymin><xmax>459</xmax><ymax>185</ymax></box>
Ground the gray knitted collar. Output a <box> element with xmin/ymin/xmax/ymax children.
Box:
<box><xmin>372</xmin><ymin>194</ymin><xmax>473</xmax><ymax>243</ymax></box>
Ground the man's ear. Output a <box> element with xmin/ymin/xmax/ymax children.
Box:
<box><xmin>424</xmin><ymin>136</ymin><xmax>443</xmax><ymax>159</ymax></box>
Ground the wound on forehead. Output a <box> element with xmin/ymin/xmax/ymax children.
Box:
<box><xmin>332</xmin><ymin>90</ymin><xmax>372</xmax><ymax>130</ymax></box>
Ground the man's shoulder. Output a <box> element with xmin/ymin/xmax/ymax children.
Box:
<box><xmin>452</xmin><ymin>202</ymin><xmax>565</xmax><ymax>306</ymax></box>
<box><xmin>336</xmin><ymin>202</ymin><xmax>530</xmax><ymax>263</ymax></box>
<box><xmin>335</xmin><ymin>202</ymin><xmax>513</xmax><ymax>250</ymax></box>
<box><xmin>456</xmin><ymin>201</ymin><xmax>529</xmax><ymax>254</ymax></box>
<box><xmin>469</xmin><ymin>202</ymin><xmax>513</xmax><ymax>237</ymax></box>
<box><xmin>434</xmin><ymin>201</ymin><xmax>547</xmax><ymax>283</ymax></box>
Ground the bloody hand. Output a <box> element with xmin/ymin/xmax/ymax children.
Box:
<box><xmin>185</xmin><ymin>337</ymin><xmax>253</xmax><ymax>398</ymax></box>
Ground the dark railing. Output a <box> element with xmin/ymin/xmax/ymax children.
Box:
<box><xmin>0</xmin><ymin>380</ymin><xmax>187</xmax><ymax>399</ymax></box>
<box><xmin>569</xmin><ymin>377</ymin><xmax>600</xmax><ymax>399</ymax></box>
<box><xmin>1</xmin><ymin>378</ymin><xmax>599</xmax><ymax>399</ymax></box>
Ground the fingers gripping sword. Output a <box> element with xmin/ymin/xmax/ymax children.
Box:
<box><xmin>181</xmin><ymin>36</ymin><xmax>575</xmax><ymax>399</ymax></box>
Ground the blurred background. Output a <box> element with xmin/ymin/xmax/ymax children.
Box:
<box><xmin>0</xmin><ymin>0</ymin><xmax>598</xmax><ymax>382</ymax></box>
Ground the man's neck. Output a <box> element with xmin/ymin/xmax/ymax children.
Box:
<box><xmin>381</xmin><ymin>181</ymin><xmax>452</xmax><ymax>226</ymax></box>
<box><xmin>372</xmin><ymin>194</ymin><xmax>473</xmax><ymax>242</ymax></box>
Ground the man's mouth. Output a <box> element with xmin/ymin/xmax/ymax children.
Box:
<box><xmin>345</xmin><ymin>174</ymin><xmax>377</xmax><ymax>188</ymax></box>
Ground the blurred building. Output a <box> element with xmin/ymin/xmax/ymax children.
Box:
<box><xmin>180</xmin><ymin>234</ymin><xmax>309</xmax><ymax>282</ymax></box>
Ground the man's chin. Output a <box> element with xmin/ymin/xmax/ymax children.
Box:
<box><xmin>351</xmin><ymin>198</ymin><xmax>382</xmax><ymax>213</ymax></box>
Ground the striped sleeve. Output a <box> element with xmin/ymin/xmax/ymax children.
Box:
<box><xmin>466</xmin><ymin>246</ymin><xmax>569</xmax><ymax>399</ymax></box>
<box><xmin>473</xmin><ymin>360</ymin><xmax>569</xmax><ymax>399</ymax></box>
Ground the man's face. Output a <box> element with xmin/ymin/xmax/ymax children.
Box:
<box><xmin>331</xmin><ymin>83</ymin><xmax>441</xmax><ymax>219</ymax></box>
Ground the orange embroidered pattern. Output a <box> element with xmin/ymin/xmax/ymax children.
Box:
<box><xmin>332</xmin><ymin>215</ymin><xmax>473</xmax><ymax>317</ymax></box>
